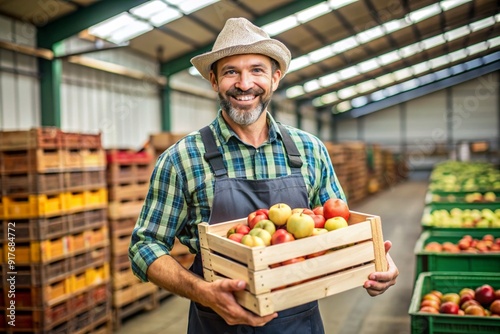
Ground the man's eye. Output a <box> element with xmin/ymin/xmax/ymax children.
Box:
<box><xmin>224</xmin><ymin>70</ymin><xmax>236</xmax><ymax>75</ymax></box>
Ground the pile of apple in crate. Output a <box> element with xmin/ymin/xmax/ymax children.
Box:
<box><xmin>409</xmin><ymin>161</ymin><xmax>500</xmax><ymax>334</ymax></box>
<box><xmin>198</xmin><ymin>199</ymin><xmax>387</xmax><ymax>316</ymax></box>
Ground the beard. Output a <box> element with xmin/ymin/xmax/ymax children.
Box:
<box><xmin>218</xmin><ymin>86</ymin><xmax>271</xmax><ymax>126</ymax></box>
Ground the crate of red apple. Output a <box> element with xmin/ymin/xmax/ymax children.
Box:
<box><xmin>198</xmin><ymin>199</ymin><xmax>388</xmax><ymax>316</ymax></box>
<box><xmin>414</xmin><ymin>230</ymin><xmax>500</xmax><ymax>280</ymax></box>
<box><xmin>409</xmin><ymin>272</ymin><xmax>500</xmax><ymax>333</ymax></box>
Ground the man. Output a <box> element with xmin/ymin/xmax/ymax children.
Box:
<box><xmin>129</xmin><ymin>17</ymin><xmax>398</xmax><ymax>334</ymax></box>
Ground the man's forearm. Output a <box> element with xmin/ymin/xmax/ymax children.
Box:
<box><xmin>146</xmin><ymin>254</ymin><xmax>210</xmax><ymax>305</ymax></box>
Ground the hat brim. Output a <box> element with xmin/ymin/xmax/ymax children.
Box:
<box><xmin>191</xmin><ymin>39</ymin><xmax>291</xmax><ymax>81</ymax></box>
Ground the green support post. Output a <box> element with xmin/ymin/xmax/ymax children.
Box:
<box><xmin>39</xmin><ymin>43</ymin><xmax>63</xmax><ymax>127</ymax></box>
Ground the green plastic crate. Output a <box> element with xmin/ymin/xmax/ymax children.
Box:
<box><xmin>421</xmin><ymin>206</ymin><xmax>500</xmax><ymax>231</ymax></box>
<box><xmin>409</xmin><ymin>272</ymin><xmax>500</xmax><ymax>334</ymax></box>
<box><xmin>414</xmin><ymin>230</ymin><xmax>500</xmax><ymax>280</ymax></box>
<box><xmin>429</xmin><ymin>202</ymin><xmax>500</xmax><ymax>211</ymax></box>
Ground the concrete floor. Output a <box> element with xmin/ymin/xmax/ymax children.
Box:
<box><xmin>116</xmin><ymin>180</ymin><xmax>428</xmax><ymax>334</ymax></box>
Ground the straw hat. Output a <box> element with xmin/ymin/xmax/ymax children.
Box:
<box><xmin>191</xmin><ymin>17</ymin><xmax>291</xmax><ymax>81</ymax></box>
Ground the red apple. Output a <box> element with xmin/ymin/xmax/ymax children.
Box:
<box><xmin>227</xmin><ymin>233</ymin><xmax>244</xmax><ymax>243</ymax></box>
<box><xmin>280</xmin><ymin>256</ymin><xmax>305</xmax><ymax>266</ymax></box>
<box><xmin>440</xmin><ymin>301</ymin><xmax>459</xmax><ymax>314</ymax></box>
<box><xmin>322</xmin><ymin>198</ymin><xmax>350</xmax><ymax>221</ymax></box>
<box><xmin>459</xmin><ymin>293</ymin><xmax>475</xmax><ymax>306</ymax></box>
<box><xmin>311</xmin><ymin>214</ymin><xmax>326</xmax><ymax>228</ymax></box>
<box><xmin>420</xmin><ymin>299</ymin><xmax>440</xmax><ymax>310</ymax></box>
<box><xmin>286</xmin><ymin>213</ymin><xmax>315</xmax><ymax>239</ymax></box>
<box><xmin>461</xmin><ymin>299</ymin><xmax>480</xmax><ymax>311</ymax></box>
<box><xmin>490</xmin><ymin>299</ymin><xmax>500</xmax><ymax>315</ymax></box>
<box><xmin>226</xmin><ymin>223</ymin><xmax>250</xmax><ymax>237</ymax></box>
<box><xmin>494</xmin><ymin>289</ymin><xmax>500</xmax><ymax>300</ymax></box>
<box><xmin>268</xmin><ymin>203</ymin><xmax>292</xmax><ymax>226</ymax></box>
<box><xmin>475</xmin><ymin>284</ymin><xmax>496</xmax><ymax>306</ymax></box>
<box><xmin>312</xmin><ymin>206</ymin><xmax>324</xmax><ymax>216</ymax></box>
<box><xmin>247</xmin><ymin>209</ymin><xmax>269</xmax><ymax>229</ymax></box>
<box><xmin>271</xmin><ymin>229</ymin><xmax>295</xmax><ymax>245</ymax></box>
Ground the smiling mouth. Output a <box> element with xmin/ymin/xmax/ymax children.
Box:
<box><xmin>233</xmin><ymin>95</ymin><xmax>256</xmax><ymax>101</ymax></box>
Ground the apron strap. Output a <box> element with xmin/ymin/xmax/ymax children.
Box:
<box><xmin>278</xmin><ymin>123</ymin><xmax>303</xmax><ymax>169</ymax></box>
<box><xmin>200</xmin><ymin>126</ymin><xmax>227</xmax><ymax>177</ymax></box>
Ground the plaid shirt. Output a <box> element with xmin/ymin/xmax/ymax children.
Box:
<box><xmin>129</xmin><ymin>111</ymin><xmax>346</xmax><ymax>281</ymax></box>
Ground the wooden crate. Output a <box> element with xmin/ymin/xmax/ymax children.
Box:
<box><xmin>198</xmin><ymin>211</ymin><xmax>387</xmax><ymax>316</ymax></box>
<box><xmin>1</xmin><ymin>172</ymin><xmax>64</xmax><ymax>196</ymax></box>
<box><xmin>0</xmin><ymin>128</ymin><xmax>62</xmax><ymax>150</ymax></box>
<box><xmin>0</xmin><ymin>149</ymin><xmax>63</xmax><ymax>173</ymax></box>
<box><xmin>108</xmin><ymin>182</ymin><xmax>149</xmax><ymax>202</ymax></box>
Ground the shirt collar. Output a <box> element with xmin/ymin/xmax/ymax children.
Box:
<box><xmin>213</xmin><ymin>110</ymin><xmax>281</xmax><ymax>145</ymax></box>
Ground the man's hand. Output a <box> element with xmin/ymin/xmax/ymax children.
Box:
<box><xmin>206</xmin><ymin>279</ymin><xmax>278</xmax><ymax>326</ymax></box>
<box><xmin>363</xmin><ymin>240</ymin><xmax>398</xmax><ymax>296</ymax></box>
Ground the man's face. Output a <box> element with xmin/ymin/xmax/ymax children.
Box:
<box><xmin>209</xmin><ymin>54</ymin><xmax>282</xmax><ymax>126</ymax></box>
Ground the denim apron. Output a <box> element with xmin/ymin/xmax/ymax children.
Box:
<box><xmin>187</xmin><ymin>125</ymin><xmax>325</xmax><ymax>334</ymax></box>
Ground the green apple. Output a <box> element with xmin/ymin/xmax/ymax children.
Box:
<box><xmin>311</xmin><ymin>228</ymin><xmax>328</xmax><ymax>236</ymax></box>
<box><xmin>325</xmin><ymin>216</ymin><xmax>348</xmax><ymax>231</ymax></box>
<box><xmin>268</xmin><ymin>203</ymin><xmax>292</xmax><ymax>226</ymax></box>
<box><xmin>253</xmin><ymin>220</ymin><xmax>276</xmax><ymax>235</ymax></box>
<box><xmin>286</xmin><ymin>213</ymin><xmax>314</xmax><ymax>239</ymax></box>
<box><xmin>241</xmin><ymin>234</ymin><xmax>266</xmax><ymax>247</ymax></box>
<box><xmin>249</xmin><ymin>228</ymin><xmax>272</xmax><ymax>246</ymax></box>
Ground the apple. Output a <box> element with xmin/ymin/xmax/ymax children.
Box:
<box><xmin>461</xmin><ymin>299</ymin><xmax>480</xmax><ymax>311</ymax></box>
<box><xmin>249</xmin><ymin>228</ymin><xmax>272</xmax><ymax>246</ymax></box>
<box><xmin>280</xmin><ymin>256</ymin><xmax>305</xmax><ymax>266</ymax></box>
<box><xmin>268</xmin><ymin>203</ymin><xmax>292</xmax><ymax>226</ymax></box>
<box><xmin>475</xmin><ymin>284</ymin><xmax>496</xmax><ymax>306</ymax></box>
<box><xmin>324</xmin><ymin>216</ymin><xmax>348</xmax><ymax>231</ymax></box>
<box><xmin>422</xmin><ymin>293</ymin><xmax>441</xmax><ymax>304</ymax></box>
<box><xmin>271</xmin><ymin>229</ymin><xmax>295</xmax><ymax>245</ymax></box>
<box><xmin>240</xmin><ymin>234</ymin><xmax>266</xmax><ymax>247</ymax></box>
<box><xmin>440</xmin><ymin>301</ymin><xmax>459</xmax><ymax>314</ymax></box>
<box><xmin>419</xmin><ymin>306</ymin><xmax>440</xmax><ymax>314</ymax></box>
<box><xmin>420</xmin><ymin>299</ymin><xmax>440</xmax><ymax>310</ymax></box>
<box><xmin>424</xmin><ymin>242</ymin><xmax>443</xmax><ymax>252</ymax></box>
<box><xmin>459</xmin><ymin>293</ymin><xmax>475</xmax><ymax>306</ymax></box>
<box><xmin>323</xmin><ymin>198</ymin><xmax>350</xmax><ymax>221</ymax></box>
<box><xmin>311</xmin><ymin>227</ymin><xmax>328</xmax><ymax>236</ymax></box>
<box><xmin>286</xmin><ymin>212</ymin><xmax>315</xmax><ymax>239</ymax></box>
<box><xmin>247</xmin><ymin>209</ymin><xmax>269</xmax><ymax>229</ymax></box>
<box><xmin>226</xmin><ymin>223</ymin><xmax>250</xmax><ymax>237</ymax></box>
<box><xmin>441</xmin><ymin>293</ymin><xmax>460</xmax><ymax>305</ymax></box>
<box><xmin>464</xmin><ymin>304</ymin><xmax>485</xmax><ymax>316</ymax></box>
<box><xmin>430</xmin><ymin>290</ymin><xmax>443</xmax><ymax>300</ymax></box>
<box><xmin>459</xmin><ymin>288</ymin><xmax>475</xmax><ymax>298</ymax></box>
<box><xmin>227</xmin><ymin>233</ymin><xmax>244</xmax><ymax>243</ymax></box>
<box><xmin>291</xmin><ymin>208</ymin><xmax>314</xmax><ymax>215</ymax></box>
<box><xmin>306</xmin><ymin>250</ymin><xmax>327</xmax><ymax>259</ymax></box>
<box><xmin>312</xmin><ymin>206</ymin><xmax>324</xmax><ymax>216</ymax></box>
<box><xmin>490</xmin><ymin>299</ymin><xmax>500</xmax><ymax>315</ymax></box>
<box><xmin>494</xmin><ymin>289</ymin><xmax>500</xmax><ymax>300</ymax></box>
<box><xmin>311</xmin><ymin>214</ymin><xmax>326</xmax><ymax>228</ymax></box>
<box><xmin>253</xmin><ymin>220</ymin><xmax>276</xmax><ymax>235</ymax></box>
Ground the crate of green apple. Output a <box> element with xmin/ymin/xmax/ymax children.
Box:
<box><xmin>421</xmin><ymin>206</ymin><xmax>500</xmax><ymax>229</ymax></box>
<box><xmin>198</xmin><ymin>199</ymin><xmax>387</xmax><ymax>316</ymax></box>
<box><xmin>409</xmin><ymin>272</ymin><xmax>500</xmax><ymax>334</ymax></box>
<box><xmin>414</xmin><ymin>230</ymin><xmax>500</xmax><ymax>280</ymax></box>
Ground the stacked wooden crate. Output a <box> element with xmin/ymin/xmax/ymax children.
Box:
<box><xmin>106</xmin><ymin>149</ymin><xmax>159</xmax><ymax>330</ymax></box>
<box><xmin>0</xmin><ymin>128</ymin><xmax>111</xmax><ymax>334</ymax></box>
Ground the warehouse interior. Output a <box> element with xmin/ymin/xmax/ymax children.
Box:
<box><xmin>0</xmin><ymin>0</ymin><xmax>499</xmax><ymax>333</ymax></box>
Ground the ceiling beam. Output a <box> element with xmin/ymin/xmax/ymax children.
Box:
<box><xmin>160</xmin><ymin>0</ymin><xmax>325</xmax><ymax>76</ymax></box>
<box><xmin>334</xmin><ymin>55</ymin><xmax>500</xmax><ymax>120</ymax></box>
<box><xmin>37</xmin><ymin>0</ymin><xmax>149</xmax><ymax>48</ymax></box>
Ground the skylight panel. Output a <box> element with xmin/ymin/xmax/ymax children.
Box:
<box><xmin>469</xmin><ymin>17</ymin><xmax>495</xmax><ymax>32</ymax></box>
<box><xmin>421</xmin><ymin>34</ymin><xmax>446</xmax><ymax>50</ymax></box>
<box><xmin>378</xmin><ymin>51</ymin><xmax>401</xmax><ymax>65</ymax></box>
<box><xmin>448</xmin><ymin>49</ymin><xmax>468</xmax><ymax>62</ymax></box>
<box><xmin>393</xmin><ymin>68</ymin><xmax>413</xmax><ymax>81</ymax></box>
<box><xmin>89</xmin><ymin>13</ymin><xmax>134</xmax><ymax>39</ymax></box>
<box><xmin>357</xmin><ymin>59</ymin><xmax>379</xmax><ymax>73</ymax></box>
<box><xmin>399</xmin><ymin>78</ymin><xmax>420</xmax><ymax>92</ymax></box>
<box><xmin>288</xmin><ymin>56</ymin><xmax>311</xmax><ymax>72</ymax></box>
<box><xmin>335</xmin><ymin>101</ymin><xmax>351</xmax><ymax>113</ymax></box>
<box><xmin>150</xmin><ymin>7</ymin><xmax>182</xmax><ymax>26</ymax></box>
<box><xmin>337</xmin><ymin>87</ymin><xmax>357</xmax><ymax>99</ymax></box>
<box><xmin>176</xmin><ymin>0</ymin><xmax>219</xmax><ymax>14</ymax></box>
<box><xmin>108</xmin><ymin>20</ymin><xmax>153</xmax><ymax>44</ymax></box>
<box><xmin>376</xmin><ymin>73</ymin><xmax>395</xmax><ymax>86</ymax></box>
<box><xmin>371</xmin><ymin>90</ymin><xmax>386</xmax><ymax>101</ymax></box>
<box><xmin>412</xmin><ymin>62</ymin><xmax>429</xmax><ymax>75</ymax></box>
<box><xmin>356</xmin><ymin>80</ymin><xmax>378</xmax><ymax>93</ymax></box>
<box><xmin>333</xmin><ymin>36</ymin><xmax>359</xmax><ymax>53</ymax></box>
<box><xmin>262</xmin><ymin>16</ymin><xmax>298</xmax><ymax>36</ymax></box>
<box><xmin>286</xmin><ymin>86</ymin><xmax>305</xmax><ymax>98</ymax></box>
<box><xmin>429</xmin><ymin>55</ymin><xmax>449</xmax><ymax>69</ymax></box>
<box><xmin>338</xmin><ymin>66</ymin><xmax>359</xmax><ymax>80</ymax></box>
<box><xmin>319</xmin><ymin>73</ymin><xmax>339</xmax><ymax>87</ymax></box>
<box><xmin>329</xmin><ymin>0</ymin><xmax>358</xmax><ymax>10</ymax></box>
<box><xmin>440</xmin><ymin>0</ymin><xmax>471</xmax><ymax>11</ymax></box>
<box><xmin>406</xmin><ymin>3</ymin><xmax>441</xmax><ymax>24</ymax></box>
<box><xmin>297</xmin><ymin>3</ymin><xmax>330</xmax><ymax>23</ymax></box>
<box><xmin>382</xmin><ymin>19</ymin><xmax>408</xmax><ymax>34</ymax></box>
<box><xmin>357</xmin><ymin>26</ymin><xmax>384</xmax><ymax>44</ymax></box>
<box><xmin>489</xmin><ymin>36</ymin><xmax>500</xmax><ymax>48</ymax></box>
<box><xmin>399</xmin><ymin>43</ymin><xmax>421</xmax><ymax>58</ymax></box>
<box><xmin>445</xmin><ymin>26</ymin><xmax>470</xmax><ymax>41</ymax></box>
<box><xmin>309</xmin><ymin>46</ymin><xmax>335</xmax><ymax>62</ymax></box>
<box><xmin>351</xmin><ymin>96</ymin><xmax>368</xmax><ymax>108</ymax></box>
<box><xmin>304</xmin><ymin>80</ymin><xmax>321</xmax><ymax>93</ymax></box>
<box><xmin>384</xmin><ymin>85</ymin><xmax>400</xmax><ymax>97</ymax></box>
<box><xmin>467</xmin><ymin>42</ymin><xmax>488</xmax><ymax>55</ymax></box>
<box><xmin>321</xmin><ymin>92</ymin><xmax>338</xmax><ymax>104</ymax></box>
<box><xmin>131</xmin><ymin>1</ymin><xmax>167</xmax><ymax>19</ymax></box>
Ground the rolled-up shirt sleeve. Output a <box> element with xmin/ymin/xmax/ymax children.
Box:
<box><xmin>128</xmin><ymin>152</ymin><xmax>187</xmax><ymax>282</ymax></box>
